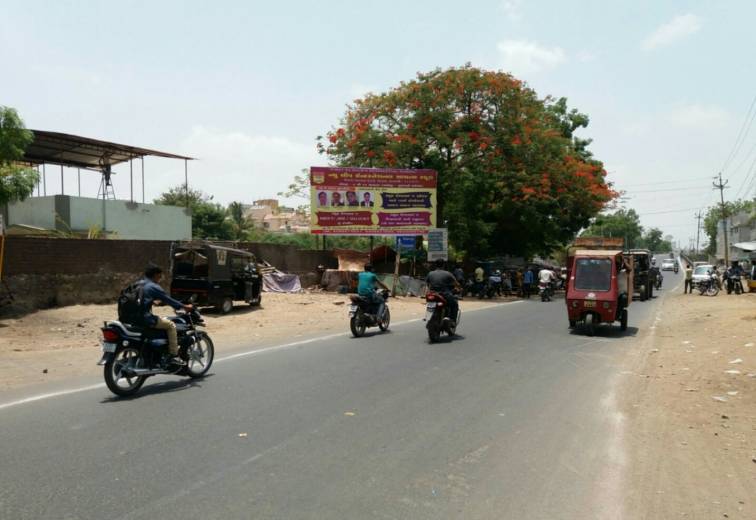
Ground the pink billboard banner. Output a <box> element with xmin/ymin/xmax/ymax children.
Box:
<box><xmin>377</xmin><ymin>212</ymin><xmax>433</xmax><ymax>227</ymax></box>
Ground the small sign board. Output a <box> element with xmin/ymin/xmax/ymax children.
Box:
<box><xmin>427</xmin><ymin>228</ymin><xmax>448</xmax><ymax>261</ymax></box>
<box><xmin>396</xmin><ymin>236</ymin><xmax>416</xmax><ymax>252</ymax></box>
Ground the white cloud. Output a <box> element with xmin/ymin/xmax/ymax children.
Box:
<box><xmin>176</xmin><ymin>126</ymin><xmax>324</xmax><ymax>204</ymax></box>
<box><xmin>666</xmin><ymin>104</ymin><xmax>729</xmax><ymax>128</ymax></box>
<box><xmin>500</xmin><ymin>0</ymin><xmax>523</xmax><ymax>21</ymax></box>
<box><xmin>641</xmin><ymin>14</ymin><xmax>702</xmax><ymax>51</ymax></box>
<box><xmin>497</xmin><ymin>40</ymin><xmax>566</xmax><ymax>76</ymax></box>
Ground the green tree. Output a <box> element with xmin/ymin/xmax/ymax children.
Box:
<box><xmin>581</xmin><ymin>209</ymin><xmax>643</xmax><ymax>248</ymax></box>
<box><xmin>703</xmin><ymin>198</ymin><xmax>755</xmax><ymax>256</ymax></box>
<box><xmin>0</xmin><ymin>106</ymin><xmax>40</xmax><ymax>206</ymax></box>
<box><xmin>278</xmin><ymin>168</ymin><xmax>311</xmax><ymax>215</ymax></box>
<box><xmin>320</xmin><ymin>65</ymin><xmax>616</xmax><ymax>258</ymax></box>
<box><xmin>639</xmin><ymin>227</ymin><xmax>673</xmax><ymax>252</ymax></box>
<box><xmin>154</xmin><ymin>184</ymin><xmax>234</xmax><ymax>240</ymax></box>
<box><xmin>227</xmin><ymin>201</ymin><xmax>252</xmax><ymax>240</ymax></box>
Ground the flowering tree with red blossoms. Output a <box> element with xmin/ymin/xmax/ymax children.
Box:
<box><xmin>318</xmin><ymin>65</ymin><xmax>617</xmax><ymax>258</ymax></box>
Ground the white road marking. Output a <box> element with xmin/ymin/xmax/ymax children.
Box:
<box><xmin>0</xmin><ymin>300</ymin><xmax>523</xmax><ymax>411</ymax></box>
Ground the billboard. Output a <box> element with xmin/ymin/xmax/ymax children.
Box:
<box><xmin>310</xmin><ymin>167</ymin><xmax>437</xmax><ymax>235</ymax></box>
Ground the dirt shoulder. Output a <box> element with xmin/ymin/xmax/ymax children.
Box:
<box><xmin>622</xmin><ymin>290</ymin><xmax>756</xmax><ymax>519</ymax></box>
<box><xmin>0</xmin><ymin>291</ymin><xmax>502</xmax><ymax>393</ymax></box>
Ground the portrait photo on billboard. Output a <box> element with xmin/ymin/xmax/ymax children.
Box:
<box><xmin>359</xmin><ymin>191</ymin><xmax>375</xmax><ymax>207</ymax></box>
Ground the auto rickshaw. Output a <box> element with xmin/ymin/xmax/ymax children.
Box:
<box><xmin>566</xmin><ymin>249</ymin><xmax>632</xmax><ymax>336</ymax></box>
<box><xmin>170</xmin><ymin>242</ymin><xmax>262</xmax><ymax>314</ymax></box>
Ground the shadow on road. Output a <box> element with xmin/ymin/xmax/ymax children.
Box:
<box><xmin>568</xmin><ymin>326</ymin><xmax>639</xmax><ymax>339</ymax></box>
<box><xmin>349</xmin><ymin>329</ymin><xmax>392</xmax><ymax>340</ymax></box>
<box><xmin>428</xmin><ymin>334</ymin><xmax>466</xmax><ymax>345</ymax></box>
<box><xmin>100</xmin><ymin>373</ymin><xmax>215</xmax><ymax>403</ymax></box>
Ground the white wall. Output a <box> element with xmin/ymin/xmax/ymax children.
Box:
<box><xmin>7</xmin><ymin>196</ymin><xmax>191</xmax><ymax>240</ymax></box>
<box><xmin>6</xmin><ymin>196</ymin><xmax>56</xmax><ymax>229</ymax></box>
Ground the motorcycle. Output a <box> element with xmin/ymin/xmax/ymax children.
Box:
<box><xmin>348</xmin><ymin>289</ymin><xmax>390</xmax><ymax>337</ymax></box>
<box><xmin>478</xmin><ymin>277</ymin><xmax>500</xmax><ymax>299</ymax></box>
<box><xmin>726</xmin><ymin>275</ymin><xmax>744</xmax><ymax>295</ymax></box>
<box><xmin>655</xmin><ymin>272</ymin><xmax>663</xmax><ymax>290</ymax></box>
<box><xmin>697</xmin><ymin>277</ymin><xmax>720</xmax><ymax>296</ymax></box>
<box><xmin>98</xmin><ymin>306</ymin><xmax>214</xmax><ymax>397</ymax></box>
<box><xmin>425</xmin><ymin>291</ymin><xmax>460</xmax><ymax>343</ymax></box>
<box><xmin>673</xmin><ymin>264</ymin><xmax>679</xmax><ymax>274</ymax></box>
<box><xmin>539</xmin><ymin>281</ymin><xmax>552</xmax><ymax>302</ymax></box>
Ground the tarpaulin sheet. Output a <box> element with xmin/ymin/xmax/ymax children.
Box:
<box><xmin>262</xmin><ymin>271</ymin><xmax>302</xmax><ymax>293</ymax></box>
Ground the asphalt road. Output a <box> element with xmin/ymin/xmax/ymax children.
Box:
<box><xmin>0</xmin><ymin>270</ymin><xmax>681</xmax><ymax>520</ymax></box>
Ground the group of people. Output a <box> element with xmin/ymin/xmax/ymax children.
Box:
<box><xmin>449</xmin><ymin>264</ymin><xmax>565</xmax><ymax>299</ymax></box>
<box><xmin>683</xmin><ymin>261</ymin><xmax>750</xmax><ymax>294</ymax></box>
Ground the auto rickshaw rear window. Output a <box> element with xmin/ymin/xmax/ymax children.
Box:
<box><xmin>173</xmin><ymin>249</ymin><xmax>209</xmax><ymax>278</ymax></box>
<box><xmin>574</xmin><ymin>258</ymin><xmax>612</xmax><ymax>291</ymax></box>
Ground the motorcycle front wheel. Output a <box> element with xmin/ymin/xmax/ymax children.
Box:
<box><xmin>350</xmin><ymin>314</ymin><xmax>367</xmax><ymax>337</ymax></box>
<box><xmin>104</xmin><ymin>346</ymin><xmax>146</xmax><ymax>397</ymax></box>
<box><xmin>378</xmin><ymin>307</ymin><xmax>390</xmax><ymax>331</ymax></box>
<box><xmin>706</xmin><ymin>284</ymin><xmax>719</xmax><ymax>297</ymax></box>
<box><xmin>185</xmin><ymin>332</ymin><xmax>214</xmax><ymax>378</ymax></box>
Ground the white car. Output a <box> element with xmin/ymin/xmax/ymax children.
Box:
<box><xmin>660</xmin><ymin>259</ymin><xmax>676</xmax><ymax>271</ymax></box>
<box><xmin>691</xmin><ymin>264</ymin><xmax>714</xmax><ymax>287</ymax></box>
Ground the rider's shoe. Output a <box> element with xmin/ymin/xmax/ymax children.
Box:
<box><xmin>166</xmin><ymin>355</ymin><xmax>186</xmax><ymax>368</ymax></box>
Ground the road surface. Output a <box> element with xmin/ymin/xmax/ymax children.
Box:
<box><xmin>0</xmin><ymin>271</ymin><xmax>680</xmax><ymax>519</ymax></box>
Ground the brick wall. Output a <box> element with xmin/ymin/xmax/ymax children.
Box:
<box><xmin>3</xmin><ymin>237</ymin><xmax>173</xmax><ymax>276</ymax></box>
<box><xmin>0</xmin><ymin>237</ymin><xmax>336</xmax><ymax>314</ymax></box>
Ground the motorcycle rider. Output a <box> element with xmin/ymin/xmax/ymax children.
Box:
<box><xmin>357</xmin><ymin>263</ymin><xmax>390</xmax><ymax>318</ymax></box>
<box><xmin>141</xmin><ymin>264</ymin><xmax>193</xmax><ymax>367</ymax></box>
<box><xmin>537</xmin><ymin>267</ymin><xmax>556</xmax><ymax>299</ymax></box>
<box><xmin>725</xmin><ymin>261</ymin><xmax>745</xmax><ymax>294</ymax></box>
<box><xmin>426</xmin><ymin>259</ymin><xmax>461</xmax><ymax>326</ymax></box>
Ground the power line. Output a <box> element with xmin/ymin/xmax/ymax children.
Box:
<box><xmin>626</xmin><ymin>186</ymin><xmax>710</xmax><ymax>194</ymax></box>
<box><xmin>734</xmin><ymin>154</ymin><xmax>756</xmax><ymax>199</ymax></box>
<box><xmin>642</xmin><ymin>207</ymin><xmax>701</xmax><ymax>215</ymax></box>
<box><xmin>722</xmin><ymin>94</ymin><xmax>756</xmax><ymax>173</ymax></box>
<box><xmin>619</xmin><ymin>176</ymin><xmax>712</xmax><ymax>187</ymax></box>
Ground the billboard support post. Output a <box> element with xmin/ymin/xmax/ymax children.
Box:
<box><xmin>392</xmin><ymin>248</ymin><xmax>401</xmax><ymax>296</ymax></box>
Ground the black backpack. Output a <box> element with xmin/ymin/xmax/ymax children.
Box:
<box><xmin>117</xmin><ymin>280</ymin><xmax>145</xmax><ymax>324</ymax></box>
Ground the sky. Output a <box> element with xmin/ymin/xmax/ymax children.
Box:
<box><xmin>2</xmin><ymin>0</ymin><xmax>755</xmax><ymax>247</ymax></box>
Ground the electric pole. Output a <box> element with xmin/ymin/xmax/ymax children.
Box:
<box><xmin>712</xmin><ymin>172</ymin><xmax>730</xmax><ymax>265</ymax></box>
<box><xmin>693</xmin><ymin>210</ymin><xmax>704</xmax><ymax>256</ymax></box>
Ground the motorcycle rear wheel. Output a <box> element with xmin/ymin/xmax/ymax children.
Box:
<box><xmin>620</xmin><ymin>309</ymin><xmax>628</xmax><ymax>331</ymax></box>
<box><xmin>104</xmin><ymin>347</ymin><xmax>146</xmax><ymax>397</ymax></box>
<box><xmin>350</xmin><ymin>315</ymin><xmax>366</xmax><ymax>337</ymax></box>
<box><xmin>427</xmin><ymin>324</ymin><xmax>441</xmax><ymax>343</ymax></box>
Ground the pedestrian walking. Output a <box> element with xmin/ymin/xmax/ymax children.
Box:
<box><xmin>684</xmin><ymin>263</ymin><xmax>693</xmax><ymax>294</ymax></box>
<box><xmin>523</xmin><ymin>268</ymin><xmax>534</xmax><ymax>298</ymax></box>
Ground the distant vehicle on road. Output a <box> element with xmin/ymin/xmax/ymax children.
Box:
<box><xmin>660</xmin><ymin>259</ymin><xmax>676</xmax><ymax>271</ymax></box>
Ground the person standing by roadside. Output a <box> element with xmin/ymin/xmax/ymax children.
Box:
<box><xmin>515</xmin><ymin>269</ymin><xmax>523</xmax><ymax>296</ymax></box>
<box><xmin>474</xmin><ymin>265</ymin><xmax>485</xmax><ymax>297</ymax></box>
<box><xmin>684</xmin><ymin>263</ymin><xmax>693</xmax><ymax>294</ymax></box>
<box><xmin>523</xmin><ymin>268</ymin><xmax>534</xmax><ymax>298</ymax></box>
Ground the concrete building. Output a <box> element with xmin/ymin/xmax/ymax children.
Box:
<box><xmin>717</xmin><ymin>209</ymin><xmax>756</xmax><ymax>262</ymax></box>
<box><xmin>4</xmin><ymin>195</ymin><xmax>191</xmax><ymax>240</ymax></box>
<box><xmin>243</xmin><ymin>199</ymin><xmax>309</xmax><ymax>233</ymax></box>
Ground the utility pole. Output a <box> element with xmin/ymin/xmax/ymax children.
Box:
<box><xmin>712</xmin><ymin>173</ymin><xmax>730</xmax><ymax>265</ymax></box>
<box><xmin>693</xmin><ymin>210</ymin><xmax>704</xmax><ymax>255</ymax></box>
